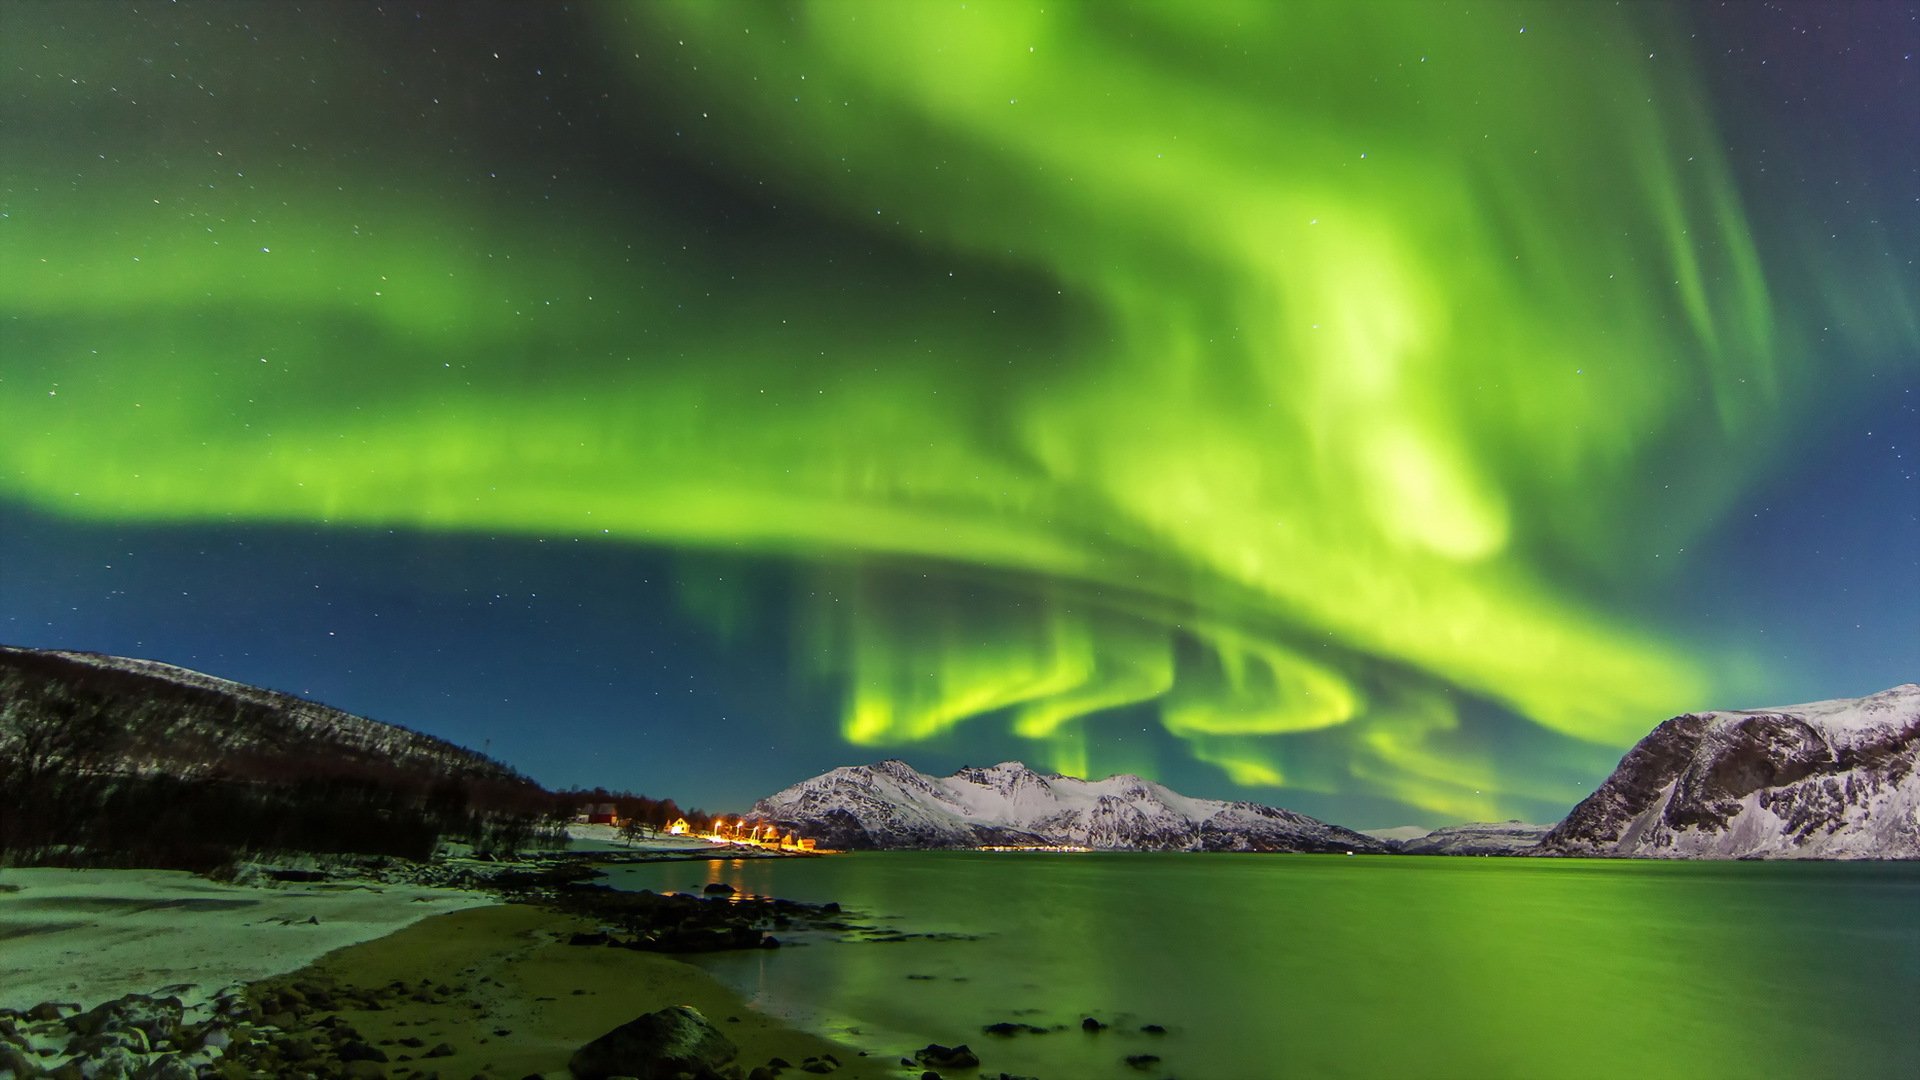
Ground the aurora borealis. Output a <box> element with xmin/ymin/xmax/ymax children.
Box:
<box><xmin>3</xmin><ymin>1</ymin><xmax>1915</xmax><ymax>825</ymax></box>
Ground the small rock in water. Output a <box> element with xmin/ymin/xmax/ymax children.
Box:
<box><xmin>1081</xmin><ymin>1016</ymin><xmax>1108</xmax><ymax>1032</ymax></box>
<box><xmin>1141</xmin><ymin>1024</ymin><xmax>1168</xmax><ymax>1035</ymax></box>
<box><xmin>702</xmin><ymin>882</ymin><xmax>736</xmax><ymax>896</ymax></box>
<box><xmin>913</xmin><ymin>1043</ymin><xmax>980</xmax><ymax>1070</ymax></box>
<box><xmin>1125</xmin><ymin>1052</ymin><xmax>1163</xmax><ymax>1070</ymax></box>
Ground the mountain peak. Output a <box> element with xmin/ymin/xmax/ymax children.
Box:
<box><xmin>752</xmin><ymin>759</ymin><xmax>1386</xmax><ymax>853</ymax></box>
<box><xmin>1543</xmin><ymin>682</ymin><xmax>1920</xmax><ymax>859</ymax></box>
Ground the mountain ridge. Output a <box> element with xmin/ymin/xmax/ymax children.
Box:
<box><xmin>0</xmin><ymin>645</ymin><xmax>531</xmax><ymax>787</ymax></box>
<box><xmin>751</xmin><ymin>758</ymin><xmax>1388</xmax><ymax>853</ymax></box>
<box><xmin>1540</xmin><ymin>683</ymin><xmax>1920</xmax><ymax>859</ymax></box>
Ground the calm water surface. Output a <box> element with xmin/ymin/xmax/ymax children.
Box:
<box><xmin>607</xmin><ymin>854</ymin><xmax>1920</xmax><ymax>1080</ymax></box>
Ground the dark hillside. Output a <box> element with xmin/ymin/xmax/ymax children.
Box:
<box><xmin>0</xmin><ymin>645</ymin><xmax>555</xmax><ymax>868</ymax></box>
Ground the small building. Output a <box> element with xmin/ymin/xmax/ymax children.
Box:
<box><xmin>666</xmin><ymin>817</ymin><xmax>690</xmax><ymax>836</ymax></box>
<box><xmin>585</xmin><ymin>803</ymin><xmax>619</xmax><ymax>825</ymax></box>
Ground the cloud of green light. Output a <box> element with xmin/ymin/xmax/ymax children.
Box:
<box><xmin>2</xmin><ymin>1</ymin><xmax>1911</xmax><ymax>819</ymax></box>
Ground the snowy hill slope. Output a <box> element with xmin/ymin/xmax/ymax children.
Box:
<box><xmin>0</xmin><ymin>644</ymin><xmax>531</xmax><ymax>789</ymax></box>
<box><xmin>1541</xmin><ymin>684</ymin><xmax>1920</xmax><ymax>859</ymax></box>
<box><xmin>1394</xmin><ymin>821</ymin><xmax>1552</xmax><ymax>856</ymax></box>
<box><xmin>751</xmin><ymin>759</ymin><xmax>1387</xmax><ymax>853</ymax></box>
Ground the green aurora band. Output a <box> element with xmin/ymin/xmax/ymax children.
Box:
<box><xmin>3</xmin><ymin>1</ymin><xmax>1914</xmax><ymax>818</ymax></box>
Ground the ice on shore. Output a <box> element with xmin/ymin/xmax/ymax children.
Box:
<box><xmin>0</xmin><ymin>867</ymin><xmax>495</xmax><ymax>1012</ymax></box>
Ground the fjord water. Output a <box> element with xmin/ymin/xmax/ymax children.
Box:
<box><xmin>610</xmin><ymin>854</ymin><xmax>1920</xmax><ymax>1080</ymax></box>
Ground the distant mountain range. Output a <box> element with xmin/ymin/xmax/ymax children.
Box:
<box><xmin>1540</xmin><ymin>683</ymin><xmax>1920</xmax><ymax>859</ymax></box>
<box><xmin>1368</xmin><ymin>822</ymin><xmax>1554</xmax><ymax>856</ymax></box>
<box><xmin>6</xmin><ymin>643</ymin><xmax>1913</xmax><ymax>861</ymax></box>
<box><xmin>756</xmin><ymin>684</ymin><xmax>1918</xmax><ymax>860</ymax></box>
<box><xmin>750</xmin><ymin>759</ymin><xmax>1388</xmax><ymax>853</ymax></box>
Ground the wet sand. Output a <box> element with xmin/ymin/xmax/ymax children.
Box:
<box><xmin>278</xmin><ymin>902</ymin><xmax>893</xmax><ymax>1079</ymax></box>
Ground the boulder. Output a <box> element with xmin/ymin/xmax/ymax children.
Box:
<box><xmin>0</xmin><ymin>1046</ymin><xmax>41</xmax><ymax>1079</ymax></box>
<box><xmin>567</xmin><ymin>1005</ymin><xmax>737</xmax><ymax>1080</ymax></box>
<box><xmin>73</xmin><ymin>995</ymin><xmax>183</xmax><ymax>1048</ymax></box>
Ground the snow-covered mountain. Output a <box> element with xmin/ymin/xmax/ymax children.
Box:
<box><xmin>1541</xmin><ymin>684</ymin><xmax>1920</xmax><ymax>859</ymax></box>
<box><xmin>750</xmin><ymin>759</ymin><xmax>1388</xmax><ymax>853</ymax></box>
<box><xmin>1390</xmin><ymin>821</ymin><xmax>1552</xmax><ymax>856</ymax></box>
<box><xmin>0</xmin><ymin>644</ymin><xmax>531</xmax><ymax>788</ymax></box>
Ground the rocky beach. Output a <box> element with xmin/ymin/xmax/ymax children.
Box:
<box><xmin>0</xmin><ymin>843</ymin><xmax>907</xmax><ymax>1080</ymax></box>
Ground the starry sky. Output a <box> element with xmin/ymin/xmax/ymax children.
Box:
<box><xmin>3</xmin><ymin>1</ymin><xmax>1915</xmax><ymax>828</ymax></box>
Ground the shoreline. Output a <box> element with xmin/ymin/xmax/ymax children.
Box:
<box><xmin>233</xmin><ymin>902</ymin><xmax>893</xmax><ymax>1079</ymax></box>
<box><xmin>0</xmin><ymin>859</ymin><xmax>894</xmax><ymax>1079</ymax></box>
<box><xmin>0</xmin><ymin>866</ymin><xmax>497</xmax><ymax>1014</ymax></box>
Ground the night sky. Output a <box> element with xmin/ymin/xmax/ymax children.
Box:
<box><xmin>3</xmin><ymin>1</ymin><xmax>1915</xmax><ymax>828</ymax></box>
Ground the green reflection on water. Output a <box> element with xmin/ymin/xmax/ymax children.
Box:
<box><xmin>611</xmin><ymin>854</ymin><xmax>1920</xmax><ymax>1080</ymax></box>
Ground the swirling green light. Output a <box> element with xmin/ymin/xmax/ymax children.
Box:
<box><xmin>2</xmin><ymin>1</ymin><xmax>1910</xmax><ymax>820</ymax></box>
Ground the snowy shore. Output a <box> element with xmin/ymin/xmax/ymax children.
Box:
<box><xmin>0</xmin><ymin>829</ymin><xmax>860</xmax><ymax>1078</ymax></box>
<box><xmin>0</xmin><ymin>867</ymin><xmax>496</xmax><ymax>1013</ymax></box>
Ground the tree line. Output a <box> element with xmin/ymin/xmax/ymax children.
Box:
<box><xmin>0</xmin><ymin>657</ymin><xmax>732</xmax><ymax>871</ymax></box>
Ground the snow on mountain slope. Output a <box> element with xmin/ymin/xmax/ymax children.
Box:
<box><xmin>1395</xmin><ymin>821</ymin><xmax>1552</xmax><ymax>856</ymax></box>
<box><xmin>1541</xmin><ymin>683</ymin><xmax>1920</xmax><ymax>859</ymax></box>
<box><xmin>751</xmin><ymin>760</ymin><xmax>1387</xmax><ymax>853</ymax></box>
<box><xmin>0</xmin><ymin>644</ymin><xmax>530</xmax><ymax>787</ymax></box>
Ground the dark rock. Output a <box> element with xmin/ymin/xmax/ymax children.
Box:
<box><xmin>702</xmin><ymin>882</ymin><xmax>736</xmax><ymax>896</ymax></box>
<box><xmin>426</xmin><ymin>1043</ymin><xmax>456</xmax><ymax>1058</ymax></box>
<box><xmin>70</xmin><ymin>995</ymin><xmax>183</xmax><ymax>1048</ymax></box>
<box><xmin>1141</xmin><ymin>1024</ymin><xmax>1167</xmax><ymax>1035</ymax></box>
<box><xmin>1080</xmin><ymin>1017</ymin><xmax>1107</xmax><ymax>1032</ymax></box>
<box><xmin>913</xmin><ymin>1044</ymin><xmax>979</xmax><ymax>1069</ymax></box>
<box><xmin>138</xmin><ymin>1055</ymin><xmax>198</xmax><ymax>1080</ymax></box>
<box><xmin>567</xmin><ymin>1005</ymin><xmax>737</xmax><ymax>1080</ymax></box>
<box><xmin>339</xmin><ymin>1040</ymin><xmax>391</xmax><ymax>1063</ymax></box>
<box><xmin>399</xmin><ymin>1036</ymin><xmax>427</xmax><ymax>1048</ymax></box>
<box><xmin>1124</xmin><ymin>1053</ymin><xmax>1162</xmax><ymax>1070</ymax></box>
<box><xmin>65</xmin><ymin>1029</ymin><xmax>148</xmax><ymax>1059</ymax></box>
<box><xmin>0</xmin><ymin>1046</ymin><xmax>40</xmax><ymax>1079</ymax></box>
